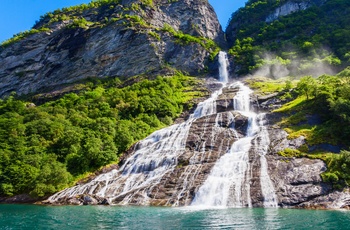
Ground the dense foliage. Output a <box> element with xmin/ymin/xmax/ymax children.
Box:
<box><xmin>320</xmin><ymin>150</ymin><xmax>350</xmax><ymax>189</ymax></box>
<box><xmin>0</xmin><ymin>74</ymin><xmax>203</xmax><ymax>198</ymax></box>
<box><xmin>275</xmin><ymin>68</ymin><xmax>350</xmax><ymax>146</ymax></box>
<box><xmin>228</xmin><ymin>0</ymin><xmax>350</xmax><ymax>75</ymax></box>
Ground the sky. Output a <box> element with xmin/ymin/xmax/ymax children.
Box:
<box><xmin>0</xmin><ymin>0</ymin><xmax>247</xmax><ymax>43</ymax></box>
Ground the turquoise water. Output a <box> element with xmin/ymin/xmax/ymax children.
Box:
<box><xmin>1</xmin><ymin>205</ymin><xmax>350</xmax><ymax>229</ymax></box>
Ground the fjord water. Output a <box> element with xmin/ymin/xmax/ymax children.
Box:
<box><xmin>2</xmin><ymin>205</ymin><xmax>350</xmax><ymax>229</ymax></box>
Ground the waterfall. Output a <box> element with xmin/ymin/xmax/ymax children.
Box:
<box><xmin>233</xmin><ymin>82</ymin><xmax>252</xmax><ymax>113</ymax></box>
<box><xmin>48</xmin><ymin>51</ymin><xmax>277</xmax><ymax>208</ymax></box>
<box><xmin>49</xmin><ymin>52</ymin><xmax>230</xmax><ymax>205</ymax></box>
<box><xmin>218</xmin><ymin>51</ymin><xmax>229</xmax><ymax>83</ymax></box>
<box><xmin>191</xmin><ymin>82</ymin><xmax>278</xmax><ymax>208</ymax></box>
<box><xmin>254</xmin><ymin>114</ymin><xmax>278</xmax><ymax>208</ymax></box>
<box><xmin>48</xmin><ymin>91</ymin><xmax>220</xmax><ymax>205</ymax></box>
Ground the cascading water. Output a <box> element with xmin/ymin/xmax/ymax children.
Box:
<box><xmin>49</xmin><ymin>91</ymin><xmax>220</xmax><ymax>205</ymax></box>
<box><xmin>166</xmin><ymin>52</ymin><xmax>231</xmax><ymax>206</ymax></box>
<box><xmin>254</xmin><ymin>114</ymin><xmax>278</xmax><ymax>208</ymax></box>
<box><xmin>48</xmin><ymin>51</ymin><xmax>278</xmax><ymax>208</ymax></box>
<box><xmin>218</xmin><ymin>51</ymin><xmax>229</xmax><ymax>84</ymax></box>
<box><xmin>49</xmin><ymin>52</ymin><xmax>230</xmax><ymax>205</ymax></box>
<box><xmin>191</xmin><ymin>82</ymin><xmax>278</xmax><ymax>208</ymax></box>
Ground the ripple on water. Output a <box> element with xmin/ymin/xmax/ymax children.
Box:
<box><xmin>1</xmin><ymin>205</ymin><xmax>350</xmax><ymax>229</ymax></box>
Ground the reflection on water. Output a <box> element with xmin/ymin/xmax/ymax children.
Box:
<box><xmin>1</xmin><ymin>205</ymin><xmax>350</xmax><ymax>229</ymax></box>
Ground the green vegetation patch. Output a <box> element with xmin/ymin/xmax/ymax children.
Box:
<box><xmin>161</xmin><ymin>23</ymin><xmax>220</xmax><ymax>60</ymax></box>
<box><xmin>314</xmin><ymin>151</ymin><xmax>350</xmax><ymax>189</ymax></box>
<box><xmin>273</xmin><ymin>70</ymin><xmax>350</xmax><ymax>147</ymax></box>
<box><xmin>245</xmin><ymin>76</ymin><xmax>293</xmax><ymax>95</ymax></box>
<box><xmin>278</xmin><ymin>148</ymin><xmax>306</xmax><ymax>158</ymax></box>
<box><xmin>0</xmin><ymin>73</ymin><xmax>205</xmax><ymax>198</ymax></box>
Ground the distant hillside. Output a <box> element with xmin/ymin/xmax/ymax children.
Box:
<box><xmin>226</xmin><ymin>0</ymin><xmax>350</xmax><ymax>77</ymax></box>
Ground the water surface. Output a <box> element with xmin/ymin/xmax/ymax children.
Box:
<box><xmin>1</xmin><ymin>205</ymin><xmax>350</xmax><ymax>229</ymax></box>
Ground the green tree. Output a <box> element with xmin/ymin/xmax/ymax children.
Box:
<box><xmin>296</xmin><ymin>76</ymin><xmax>318</xmax><ymax>100</ymax></box>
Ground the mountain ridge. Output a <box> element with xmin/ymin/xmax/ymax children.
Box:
<box><xmin>0</xmin><ymin>0</ymin><xmax>224</xmax><ymax>98</ymax></box>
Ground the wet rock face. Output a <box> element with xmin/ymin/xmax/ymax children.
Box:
<box><xmin>267</xmin><ymin>156</ymin><xmax>331</xmax><ymax>207</ymax></box>
<box><xmin>0</xmin><ymin>0</ymin><xmax>224</xmax><ymax>97</ymax></box>
<box><xmin>164</xmin><ymin>111</ymin><xmax>246</xmax><ymax>206</ymax></box>
<box><xmin>216</xmin><ymin>86</ymin><xmax>240</xmax><ymax>113</ymax></box>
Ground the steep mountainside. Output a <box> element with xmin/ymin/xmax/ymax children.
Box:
<box><xmin>0</xmin><ymin>0</ymin><xmax>224</xmax><ymax>97</ymax></box>
<box><xmin>226</xmin><ymin>0</ymin><xmax>325</xmax><ymax>45</ymax></box>
<box><xmin>226</xmin><ymin>0</ymin><xmax>350</xmax><ymax>76</ymax></box>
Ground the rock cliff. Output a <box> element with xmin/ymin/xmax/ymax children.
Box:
<box><xmin>265</xmin><ymin>0</ymin><xmax>325</xmax><ymax>23</ymax></box>
<box><xmin>0</xmin><ymin>0</ymin><xmax>224</xmax><ymax>97</ymax></box>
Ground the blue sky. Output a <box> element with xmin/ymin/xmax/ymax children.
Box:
<box><xmin>0</xmin><ymin>0</ymin><xmax>247</xmax><ymax>43</ymax></box>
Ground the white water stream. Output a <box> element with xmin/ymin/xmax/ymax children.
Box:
<box><xmin>218</xmin><ymin>51</ymin><xmax>229</xmax><ymax>83</ymax></box>
<box><xmin>49</xmin><ymin>52</ymin><xmax>277</xmax><ymax>208</ymax></box>
<box><xmin>49</xmin><ymin>55</ymin><xmax>226</xmax><ymax>205</ymax></box>
<box><xmin>191</xmin><ymin>62</ymin><xmax>278</xmax><ymax>208</ymax></box>
<box><xmin>49</xmin><ymin>89</ymin><xmax>220</xmax><ymax>204</ymax></box>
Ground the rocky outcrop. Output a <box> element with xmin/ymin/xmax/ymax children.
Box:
<box><xmin>268</xmin><ymin>127</ymin><xmax>306</xmax><ymax>155</ymax></box>
<box><xmin>297</xmin><ymin>190</ymin><xmax>350</xmax><ymax>209</ymax></box>
<box><xmin>265</xmin><ymin>0</ymin><xmax>325</xmax><ymax>23</ymax></box>
<box><xmin>268</xmin><ymin>156</ymin><xmax>331</xmax><ymax>207</ymax></box>
<box><xmin>260</xmin><ymin>92</ymin><xmax>349</xmax><ymax>209</ymax></box>
<box><xmin>0</xmin><ymin>194</ymin><xmax>42</xmax><ymax>204</ymax></box>
<box><xmin>0</xmin><ymin>0</ymin><xmax>224</xmax><ymax>97</ymax></box>
<box><xmin>239</xmin><ymin>119</ymin><xmax>331</xmax><ymax>208</ymax></box>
